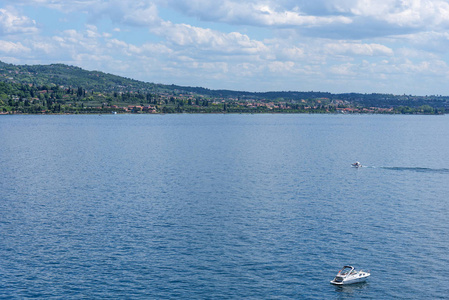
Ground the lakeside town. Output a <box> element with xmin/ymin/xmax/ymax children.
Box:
<box><xmin>1</xmin><ymin>61</ymin><xmax>448</xmax><ymax>115</ymax></box>
<box><xmin>0</xmin><ymin>84</ymin><xmax>425</xmax><ymax>115</ymax></box>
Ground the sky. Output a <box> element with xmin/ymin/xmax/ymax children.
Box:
<box><xmin>1</xmin><ymin>1</ymin><xmax>449</xmax><ymax>95</ymax></box>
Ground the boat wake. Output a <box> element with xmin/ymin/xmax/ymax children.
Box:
<box><xmin>377</xmin><ymin>166</ymin><xmax>449</xmax><ymax>174</ymax></box>
<box><xmin>352</xmin><ymin>162</ymin><xmax>449</xmax><ymax>174</ymax></box>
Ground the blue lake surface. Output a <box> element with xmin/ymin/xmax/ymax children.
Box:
<box><xmin>1</xmin><ymin>114</ymin><xmax>449</xmax><ymax>299</ymax></box>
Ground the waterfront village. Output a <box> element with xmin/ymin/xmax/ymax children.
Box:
<box><xmin>1</xmin><ymin>87</ymin><xmax>397</xmax><ymax>115</ymax></box>
<box><xmin>0</xmin><ymin>62</ymin><xmax>446</xmax><ymax>115</ymax></box>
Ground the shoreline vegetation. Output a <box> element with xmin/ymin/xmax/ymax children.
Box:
<box><xmin>1</xmin><ymin>61</ymin><xmax>448</xmax><ymax>115</ymax></box>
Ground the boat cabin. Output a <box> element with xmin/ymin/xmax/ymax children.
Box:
<box><xmin>338</xmin><ymin>266</ymin><xmax>356</xmax><ymax>276</ymax></box>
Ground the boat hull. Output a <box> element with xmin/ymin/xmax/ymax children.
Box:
<box><xmin>330</xmin><ymin>276</ymin><xmax>368</xmax><ymax>285</ymax></box>
<box><xmin>330</xmin><ymin>274</ymin><xmax>370</xmax><ymax>285</ymax></box>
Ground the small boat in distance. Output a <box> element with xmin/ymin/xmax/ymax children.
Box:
<box><xmin>352</xmin><ymin>161</ymin><xmax>362</xmax><ymax>168</ymax></box>
<box><xmin>330</xmin><ymin>266</ymin><xmax>370</xmax><ymax>285</ymax></box>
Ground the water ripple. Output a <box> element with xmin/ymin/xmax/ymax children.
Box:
<box><xmin>1</xmin><ymin>114</ymin><xmax>449</xmax><ymax>299</ymax></box>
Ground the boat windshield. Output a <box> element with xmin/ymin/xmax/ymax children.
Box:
<box><xmin>339</xmin><ymin>266</ymin><xmax>354</xmax><ymax>275</ymax></box>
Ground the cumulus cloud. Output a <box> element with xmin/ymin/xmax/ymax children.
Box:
<box><xmin>2</xmin><ymin>0</ymin><xmax>99</xmax><ymax>11</ymax></box>
<box><xmin>165</xmin><ymin>0</ymin><xmax>449</xmax><ymax>41</ymax></box>
<box><xmin>395</xmin><ymin>58</ymin><xmax>449</xmax><ymax>76</ymax></box>
<box><xmin>152</xmin><ymin>21</ymin><xmax>270</xmax><ymax>57</ymax></box>
<box><xmin>87</xmin><ymin>1</ymin><xmax>161</xmax><ymax>26</ymax></box>
<box><xmin>6</xmin><ymin>1</ymin><xmax>449</xmax><ymax>40</ymax></box>
<box><xmin>280</xmin><ymin>47</ymin><xmax>305</xmax><ymax>60</ymax></box>
<box><xmin>329</xmin><ymin>62</ymin><xmax>357</xmax><ymax>76</ymax></box>
<box><xmin>0</xmin><ymin>40</ymin><xmax>30</xmax><ymax>53</ymax></box>
<box><xmin>326</xmin><ymin>42</ymin><xmax>394</xmax><ymax>56</ymax></box>
<box><xmin>251</xmin><ymin>4</ymin><xmax>352</xmax><ymax>27</ymax></box>
<box><xmin>267</xmin><ymin>61</ymin><xmax>295</xmax><ymax>73</ymax></box>
<box><xmin>5</xmin><ymin>1</ymin><xmax>449</xmax><ymax>35</ymax></box>
<box><xmin>347</xmin><ymin>0</ymin><xmax>449</xmax><ymax>28</ymax></box>
<box><xmin>160</xmin><ymin>0</ymin><xmax>352</xmax><ymax>27</ymax></box>
<box><xmin>0</xmin><ymin>7</ymin><xmax>38</xmax><ymax>35</ymax></box>
<box><xmin>393</xmin><ymin>31</ymin><xmax>449</xmax><ymax>54</ymax></box>
<box><xmin>106</xmin><ymin>38</ymin><xmax>172</xmax><ymax>57</ymax></box>
<box><xmin>317</xmin><ymin>0</ymin><xmax>449</xmax><ymax>39</ymax></box>
<box><xmin>2</xmin><ymin>0</ymin><xmax>449</xmax><ymax>93</ymax></box>
<box><xmin>2</xmin><ymin>0</ymin><xmax>162</xmax><ymax>27</ymax></box>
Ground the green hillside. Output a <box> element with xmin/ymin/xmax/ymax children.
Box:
<box><xmin>0</xmin><ymin>61</ymin><xmax>161</xmax><ymax>93</ymax></box>
<box><xmin>1</xmin><ymin>60</ymin><xmax>448</xmax><ymax>114</ymax></box>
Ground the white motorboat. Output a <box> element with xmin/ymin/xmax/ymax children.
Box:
<box><xmin>330</xmin><ymin>266</ymin><xmax>370</xmax><ymax>285</ymax></box>
<box><xmin>351</xmin><ymin>161</ymin><xmax>362</xmax><ymax>168</ymax></box>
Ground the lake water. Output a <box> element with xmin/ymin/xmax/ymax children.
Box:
<box><xmin>1</xmin><ymin>114</ymin><xmax>448</xmax><ymax>299</ymax></box>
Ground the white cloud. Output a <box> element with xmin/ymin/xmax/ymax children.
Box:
<box><xmin>0</xmin><ymin>7</ymin><xmax>38</xmax><ymax>35</ymax></box>
<box><xmin>85</xmin><ymin>1</ymin><xmax>161</xmax><ymax>27</ymax></box>
<box><xmin>348</xmin><ymin>0</ymin><xmax>449</xmax><ymax>28</ymax></box>
<box><xmin>156</xmin><ymin>0</ymin><xmax>449</xmax><ymax>41</ymax></box>
<box><xmin>329</xmin><ymin>62</ymin><xmax>356</xmax><ymax>76</ymax></box>
<box><xmin>31</xmin><ymin>41</ymin><xmax>56</xmax><ymax>54</ymax></box>
<box><xmin>325</xmin><ymin>0</ymin><xmax>449</xmax><ymax>37</ymax></box>
<box><xmin>232</xmin><ymin>3</ymin><xmax>352</xmax><ymax>27</ymax></box>
<box><xmin>267</xmin><ymin>61</ymin><xmax>295</xmax><ymax>73</ymax></box>
<box><xmin>393</xmin><ymin>31</ymin><xmax>449</xmax><ymax>53</ymax></box>
<box><xmin>2</xmin><ymin>0</ymin><xmax>98</xmax><ymax>11</ymax></box>
<box><xmin>5</xmin><ymin>1</ymin><xmax>449</xmax><ymax>36</ymax></box>
<box><xmin>327</xmin><ymin>55</ymin><xmax>449</xmax><ymax>82</ymax></box>
<box><xmin>106</xmin><ymin>38</ymin><xmax>172</xmax><ymax>57</ymax></box>
<box><xmin>107</xmin><ymin>38</ymin><xmax>128</xmax><ymax>49</ymax></box>
<box><xmin>395</xmin><ymin>58</ymin><xmax>449</xmax><ymax>76</ymax></box>
<box><xmin>2</xmin><ymin>0</ymin><xmax>449</xmax><ymax>94</ymax></box>
<box><xmin>152</xmin><ymin>21</ymin><xmax>270</xmax><ymax>56</ymax></box>
<box><xmin>2</xmin><ymin>0</ymin><xmax>162</xmax><ymax>27</ymax></box>
<box><xmin>0</xmin><ymin>40</ymin><xmax>30</xmax><ymax>53</ymax></box>
<box><xmin>326</xmin><ymin>42</ymin><xmax>394</xmax><ymax>56</ymax></box>
<box><xmin>280</xmin><ymin>47</ymin><xmax>305</xmax><ymax>60</ymax></box>
<box><xmin>160</xmin><ymin>0</ymin><xmax>352</xmax><ymax>27</ymax></box>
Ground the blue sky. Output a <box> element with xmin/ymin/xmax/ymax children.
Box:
<box><xmin>1</xmin><ymin>0</ymin><xmax>449</xmax><ymax>95</ymax></box>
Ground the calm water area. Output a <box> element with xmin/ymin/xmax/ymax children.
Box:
<box><xmin>1</xmin><ymin>114</ymin><xmax>449</xmax><ymax>299</ymax></box>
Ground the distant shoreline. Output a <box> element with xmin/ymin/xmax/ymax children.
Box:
<box><xmin>2</xmin><ymin>61</ymin><xmax>448</xmax><ymax>115</ymax></box>
<box><xmin>1</xmin><ymin>111</ymin><xmax>446</xmax><ymax>116</ymax></box>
